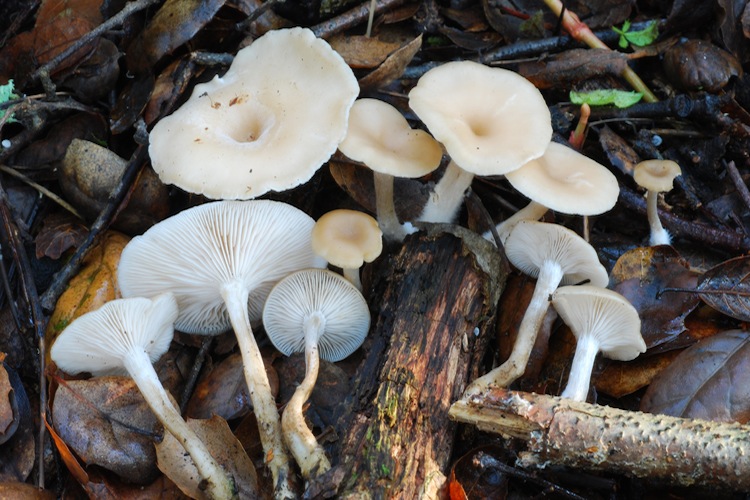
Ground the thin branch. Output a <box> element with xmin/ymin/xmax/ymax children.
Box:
<box><xmin>311</xmin><ymin>0</ymin><xmax>406</xmax><ymax>38</ymax></box>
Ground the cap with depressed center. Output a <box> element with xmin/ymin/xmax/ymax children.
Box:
<box><xmin>633</xmin><ymin>159</ymin><xmax>682</xmax><ymax>246</ymax></box>
<box><xmin>339</xmin><ymin>98</ymin><xmax>442</xmax><ymax>241</ymax></box>
<box><xmin>409</xmin><ymin>61</ymin><xmax>552</xmax><ymax>223</ymax></box>
<box><xmin>51</xmin><ymin>293</ymin><xmax>236</xmax><ymax>499</ymax></box>
<box><xmin>263</xmin><ymin>268</ymin><xmax>370</xmax><ymax>479</ymax></box>
<box><xmin>149</xmin><ymin>27</ymin><xmax>359</xmax><ymax>200</ymax></box>
<box><xmin>552</xmin><ymin>285</ymin><xmax>645</xmax><ymax>401</ymax></box>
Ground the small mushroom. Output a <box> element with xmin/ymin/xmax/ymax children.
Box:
<box><xmin>263</xmin><ymin>268</ymin><xmax>370</xmax><ymax>480</ymax></box>
<box><xmin>408</xmin><ymin>61</ymin><xmax>552</xmax><ymax>223</ymax></box>
<box><xmin>338</xmin><ymin>98</ymin><xmax>442</xmax><ymax>242</ymax></box>
<box><xmin>149</xmin><ymin>27</ymin><xmax>358</xmax><ymax>200</ymax></box>
<box><xmin>633</xmin><ymin>159</ymin><xmax>682</xmax><ymax>246</ymax></box>
<box><xmin>552</xmin><ymin>285</ymin><xmax>646</xmax><ymax>401</ymax></box>
<box><xmin>310</xmin><ymin>209</ymin><xmax>383</xmax><ymax>291</ymax></box>
<box><xmin>117</xmin><ymin>200</ymin><xmax>325</xmax><ymax>499</ymax></box>
<box><xmin>50</xmin><ymin>293</ymin><xmax>236</xmax><ymax>499</ymax></box>
<box><xmin>464</xmin><ymin>221</ymin><xmax>608</xmax><ymax>395</ymax></box>
<box><xmin>490</xmin><ymin>141</ymin><xmax>619</xmax><ymax>243</ymax></box>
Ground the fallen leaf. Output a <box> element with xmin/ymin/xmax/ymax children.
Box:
<box><xmin>519</xmin><ymin>49</ymin><xmax>629</xmax><ymax>89</ymax></box>
<box><xmin>641</xmin><ymin>330</ymin><xmax>750</xmax><ymax>423</ymax></box>
<box><xmin>328</xmin><ymin>34</ymin><xmax>403</xmax><ymax>69</ymax></box>
<box><xmin>685</xmin><ymin>255</ymin><xmax>750</xmax><ymax>322</ymax></box>
<box><xmin>0</xmin><ymin>482</ymin><xmax>55</xmax><ymax>499</ymax></box>
<box><xmin>0</xmin><ymin>364</ymin><xmax>34</xmax><ymax>482</ymax></box>
<box><xmin>610</xmin><ymin>246</ymin><xmax>701</xmax><ymax>349</ymax></box>
<box><xmin>52</xmin><ymin>377</ymin><xmax>162</xmax><ymax>484</ymax></box>
<box><xmin>448</xmin><ymin>446</ymin><xmax>508</xmax><ymax>500</ymax></box>
<box><xmin>156</xmin><ymin>416</ymin><xmax>259</xmax><ymax>500</ymax></box>
<box><xmin>144</xmin><ymin>56</ymin><xmax>200</xmax><ymax>125</ymax></box>
<box><xmin>595</xmin><ymin>350</ymin><xmax>681</xmax><ymax>398</ymax></box>
<box><xmin>358</xmin><ymin>34</ymin><xmax>422</xmax><ymax>90</ymax></box>
<box><xmin>0</xmin><ymin>359</ymin><xmax>17</xmax><ymax>445</ymax></box>
<box><xmin>34</xmin><ymin>212</ymin><xmax>89</xmax><ymax>260</ymax></box>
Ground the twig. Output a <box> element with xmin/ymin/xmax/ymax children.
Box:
<box><xmin>725</xmin><ymin>160</ymin><xmax>750</xmax><ymax>215</ymax></box>
<box><xmin>311</xmin><ymin>0</ymin><xmax>406</xmax><ymax>38</ymax></box>
<box><xmin>28</xmin><ymin>0</ymin><xmax>161</xmax><ymax>96</ymax></box>
<box><xmin>39</xmin><ymin>145</ymin><xmax>148</xmax><ymax>314</ymax></box>
<box><xmin>450</xmin><ymin>388</ymin><xmax>750</xmax><ymax>491</ymax></box>
<box><xmin>0</xmin><ymin>181</ymin><xmax>47</xmax><ymax>489</ymax></box>
<box><xmin>0</xmin><ymin>166</ymin><xmax>83</xmax><ymax>219</ymax></box>
<box><xmin>179</xmin><ymin>337</ymin><xmax>214</xmax><ymax>414</ymax></box>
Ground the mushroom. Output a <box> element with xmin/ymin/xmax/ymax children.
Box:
<box><xmin>338</xmin><ymin>98</ymin><xmax>442</xmax><ymax>242</ymax></box>
<box><xmin>633</xmin><ymin>159</ymin><xmax>682</xmax><ymax>246</ymax></box>
<box><xmin>117</xmin><ymin>200</ymin><xmax>325</xmax><ymax>499</ymax></box>
<box><xmin>262</xmin><ymin>268</ymin><xmax>370</xmax><ymax>480</ymax></box>
<box><xmin>489</xmin><ymin>141</ymin><xmax>620</xmax><ymax>243</ymax></box>
<box><xmin>310</xmin><ymin>209</ymin><xmax>383</xmax><ymax>292</ymax></box>
<box><xmin>408</xmin><ymin>60</ymin><xmax>552</xmax><ymax>223</ymax></box>
<box><xmin>148</xmin><ymin>27</ymin><xmax>359</xmax><ymax>200</ymax></box>
<box><xmin>50</xmin><ymin>293</ymin><xmax>236</xmax><ymax>500</ymax></box>
<box><xmin>464</xmin><ymin>220</ymin><xmax>609</xmax><ymax>395</ymax></box>
<box><xmin>552</xmin><ymin>285</ymin><xmax>646</xmax><ymax>401</ymax></box>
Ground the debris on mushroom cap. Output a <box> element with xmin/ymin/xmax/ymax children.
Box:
<box><xmin>51</xmin><ymin>293</ymin><xmax>178</xmax><ymax>376</ymax></box>
<box><xmin>505</xmin><ymin>220</ymin><xmax>609</xmax><ymax>288</ymax></box>
<box><xmin>263</xmin><ymin>268</ymin><xmax>370</xmax><ymax>362</ymax></box>
<box><xmin>552</xmin><ymin>285</ymin><xmax>646</xmax><ymax>361</ymax></box>
<box><xmin>311</xmin><ymin>209</ymin><xmax>383</xmax><ymax>269</ymax></box>
<box><xmin>148</xmin><ymin>27</ymin><xmax>359</xmax><ymax>200</ymax></box>
<box><xmin>634</xmin><ymin>159</ymin><xmax>682</xmax><ymax>193</ymax></box>
<box><xmin>408</xmin><ymin>60</ymin><xmax>552</xmax><ymax>176</ymax></box>
<box><xmin>117</xmin><ymin>200</ymin><xmax>326</xmax><ymax>335</ymax></box>
<box><xmin>504</xmin><ymin>141</ymin><xmax>620</xmax><ymax>216</ymax></box>
<box><xmin>339</xmin><ymin>98</ymin><xmax>443</xmax><ymax>178</ymax></box>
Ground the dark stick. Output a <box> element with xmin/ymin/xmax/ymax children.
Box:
<box><xmin>311</xmin><ymin>0</ymin><xmax>406</xmax><ymax>38</ymax></box>
<box><xmin>39</xmin><ymin>145</ymin><xmax>148</xmax><ymax>313</ymax></box>
<box><xmin>725</xmin><ymin>160</ymin><xmax>750</xmax><ymax>216</ymax></box>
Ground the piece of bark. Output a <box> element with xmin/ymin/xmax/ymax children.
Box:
<box><xmin>321</xmin><ymin>224</ymin><xmax>507</xmax><ymax>498</ymax></box>
<box><xmin>449</xmin><ymin>388</ymin><xmax>750</xmax><ymax>491</ymax></box>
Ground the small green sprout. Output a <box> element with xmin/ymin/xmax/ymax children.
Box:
<box><xmin>0</xmin><ymin>80</ymin><xmax>18</xmax><ymax>123</ymax></box>
<box><xmin>570</xmin><ymin>89</ymin><xmax>643</xmax><ymax>109</ymax></box>
<box><xmin>613</xmin><ymin>20</ymin><xmax>659</xmax><ymax>49</ymax></box>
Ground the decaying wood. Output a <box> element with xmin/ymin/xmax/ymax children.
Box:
<box><xmin>450</xmin><ymin>388</ymin><xmax>750</xmax><ymax>491</ymax></box>
<box><xmin>322</xmin><ymin>225</ymin><xmax>507</xmax><ymax>498</ymax></box>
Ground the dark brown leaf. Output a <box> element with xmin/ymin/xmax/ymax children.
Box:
<box><xmin>0</xmin><ymin>482</ymin><xmax>55</xmax><ymax>499</ymax></box>
<box><xmin>35</xmin><ymin>212</ymin><xmax>89</xmax><ymax>260</ymax></box>
<box><xmin>144</xmin><ymin>56</ymin><xmax>200</xmax><ymax>125</ymax></box>
<box><xmin>641</xmin><ymin>330</ymin><xmax>750</xmax><ymax>423</ymax></box>
<box><xmin>0</xmin><ymin>363</ymin><xmax>34</xmax><ymax>482</ymax></box>
<box><xmin>0</xmin><ymin>358</ymin><xmax>18</xmax><ymax>445</ymax></box>
<box><xmin>52</xmin><ymin>377</ymin><xmax>162</xmax><ymax>484</ymax></box>
<box><xmin>358</xmin><ymin>34</ymin><xmax>422</xmax><ymax>91</ymax></box>
<box><xmin>610</xmin><ymin>246</ymin><xmax>701</xmax><ymax>349</ymax></box>
<box><xmin>328</xmin><ymin>34</ymin><xmax>404</xmax><ymax>69</ymax></box>
<box><xmin>688</xmin><ymin>255</ymin><xmax>750</xmax><ymax>322</ymax></box>
<box><xmin>448</xmin><ymin>446</ymin><xmax>508</xmax><ymax>500</ymax></box>
<box><xmin>518</xmin><ymin>49</ymin><xmax>628</xmax><ymax>89</ymax></box>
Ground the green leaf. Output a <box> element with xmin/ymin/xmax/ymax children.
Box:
<box><xmin>612</xmin><ymin>20</ymin><xmax>659</xmax><ymax>49</ymax></box>
<box><xmin>570</xmin><ymin>89</ymin><xmax>643</xmax><ymax>108</ymax></box>
<box><xmin>0</xmin><ymin>80</ymin><xmax>18</xmax><ymax>123</ymax></box>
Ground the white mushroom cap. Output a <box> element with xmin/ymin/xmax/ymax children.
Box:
<box><xmin>148</xmin><ymin>27</ymin><xmax>359</xmax><ymax>200</ymax></box>
<box><xmin>263</xmin><ymin>268</ymin><xmax>370</xmax><ymax>362</ymax></box>
<box><xmin>634</xmin><ymin>159</ymin><xmax>682</xmax><ymax>193</ymax></box>
<box><xmin>118</xmin><ymin>200</ymin><xmax>326</xmax><ymax>335</ymax></box>
<box><xmin>504</xmin><ymin>220</ymin><xmax>609</xmax><ymax>287</ymax></box>
<box><xmin>51</xmin><ymin>293</ymin><xmax>178</xmax><ymax>376</ymax></box>
<box><xmin>311</xmin><ymin>209</ymin><xmax>383</xmax><ymax>270</ymax></box>
<box><xmin>552</xmin><ymin>285</ymin><xmax>645</xmax><ymax>361</ymax></box>
<box><xmin>408</xmin><ymin>61</ymin><xmax>551</xmax><ymax>176</ymax></box>
<box><xmin>504</xmin><ymin>142</ymin><xmax>620</xmax><ymax>215</ymax></box>
<box><xmin>339</xmin><ymin>98</ymin><xmax>443</xmax><ymax>178</ymax></box>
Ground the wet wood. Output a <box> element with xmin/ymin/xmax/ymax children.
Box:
<box><xmin>319</xmin><ymin>224</ymin><xmax>507</xmax><ymax>498</ymax></box>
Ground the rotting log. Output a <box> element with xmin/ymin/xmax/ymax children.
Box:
<box><xmin>320</xmin><ymin>224</ymin><xmax>507</xmax><ymax>499</ymax></box>
<box><xmin>449</xmin><ymin>388</ymin><xmax>750</xmax><ymax>491</ymax></box>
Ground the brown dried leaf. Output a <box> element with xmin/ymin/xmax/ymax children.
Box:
<box><xmin>518</xmin><ymin>49</ymin><xmax>628</xmax><ymax>89</ymax></box>
<box><xmin>328</xmin><ymin>34</ymin><xmax>404</xmax><ymax>69</ymax></box>
<box><xmin>595</xmin><ymin>350</ymin><xmax>681</xmax><ymax>398</ymax></box>
<box><xmin>144</xmin><ymin>56</ymin><xmax>200</xmax><ymax>125</ymax></box>
<box><xmin>110</xmin><ymin>74</ymin><xmax>155</xmax><ymax>134</ymax></box>
<box><xmin>641</xmin><ymin>330</ymin><xmax>750</xmax><ymax>423</ymax></box>
<box><xmin>0</xmin><ymin>482</ymin><xmax>55</xmax><ymax>499</ymax></box>
<box><xmin>52</xmin><ymin>377</ymin><xmax>162</xmax><ymax>484</ymax></box>
<box><xmin>358</xmin><ymin>34</ymin><xmax>422</xmax><ymax>91</ymax></box>
<box><xmin>0</xmin><ymin>363</ymin><xmax>34</xmax><ymax>482</ymax></box>
<box><xmin>0</xmin><ymin>359</ymin><xmax>16</xmax><ymax>445</ymax></box>
<box><xmin>156</xmin><ymin>416</ymin><xmax>259</xmax><ymax>500</ymax></box>
<box><xmin>610</xmin><ymin>246</ymin><xmax>701</xmax><ymax>349</ymax></box>
<box><xmin>597</xmin><ymin>125</ymin><xmax>640</xmax><ymax>176</ymax></box>
<box><xmin>35</xmin><ymin>212</ymin><xmax>89</xmax><ymax>260</ymax></box>
<box><xmin>690</xmin><ymin>255</ymin><xmax>750</xmax><ymax>322</ymax></box>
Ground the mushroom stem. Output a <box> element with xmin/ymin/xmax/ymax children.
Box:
<box><xmin>560</xmin><ymin>334</ymin><xmax>599</xmax><ymax>401</ymax></box>
<box><xmin>373</xmin><ymin>171</ymin><xmax>407</xmax><ymax>242</ymax></box>
<box><xmin>123</xmin><ymin>349</ymin><xmax>237</xmax><ymax>500</ymax></box>
<box><xmin>281</xmin><ymin>312</ymin><xmax>332</xmax><ymax>479</ymax></box>
<box><xmin>464</xmin><ymin>260</ymin><xmax>563</xmax><ymax>395</ymax></box>
<box><xmin>342</xmin><ymin>267</ymin><xmax>363</xmax><ymax>292</ymax></box>
<box><xmin>646</xmin><ymin>190</ymin><xmax>671</xmax><ymax>245</ymax></box>
<box><xmin>485</xmin><ymin>201</ymin><xmax>549</xmax><ymax>245</ymax></box>
<box><xmin>220</xmin><ymin>280</ymin><xmax>295</xmax><ymax>500</ymax></box>
<box><xmin>418</xmin><ymin>160</ymin><xmax>475</xmax><ymax>223</ymax></box>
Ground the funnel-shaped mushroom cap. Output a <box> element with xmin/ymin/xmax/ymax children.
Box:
<box><xmin>51</xmin><ymin>293</ymin><xmax>178</xmax><ymax>376</ymax></box>
<box><xmin>552</xmin><ymin>285</ymin><xmax>645</xmax><ymax>360</ymax></box>
<box><xmin>311</xmin><ymin>209</ymin><xmax>383</xmax><ymax>269</ymax></box>
<box><xmin>505</xmin><ymin>142</ymin><xmax>619</xmax><ymax>215</ymax></box>
<box><xmin>149</xmin><ymin>27</ymin><xmax>359</xmax><ymax>199</ymax></box>
<box><xmin>118</xmin><ymin>200</ymin><xmax>326</xmax><ymax>335</ymax></box>
<box><xmin>634</xmin><ymin>159</ymin><xmax>682</xmax><ymax>193</ymax></box>
<box><xmin>263</xmin><ymin>269</ymin><xmax>370</xmax><ymax>362</ymax></box>
<box><xmin>408</xmin><ymin>61</ymin><xmax>551</xmax><ymax>176</ymax></box>
<box><xmin>505</xmin><ymin>221</ymin><xmax>608</xmax><ymax>287</ymax></box>
<box><xmin>339</xmin><ymin>98</ymin><xmax>443</xmax><ymax>178</ymax></box>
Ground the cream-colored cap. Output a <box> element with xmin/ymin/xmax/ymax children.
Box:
<box><xmin>634</xmin><ymin>159</ymin><xmax>682</xmax><ymax>193</ymax></box>
<box><xmin>311</xmin><ymin>209</ymin><xmax>383</xmax><ymax>270</ymax></box>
